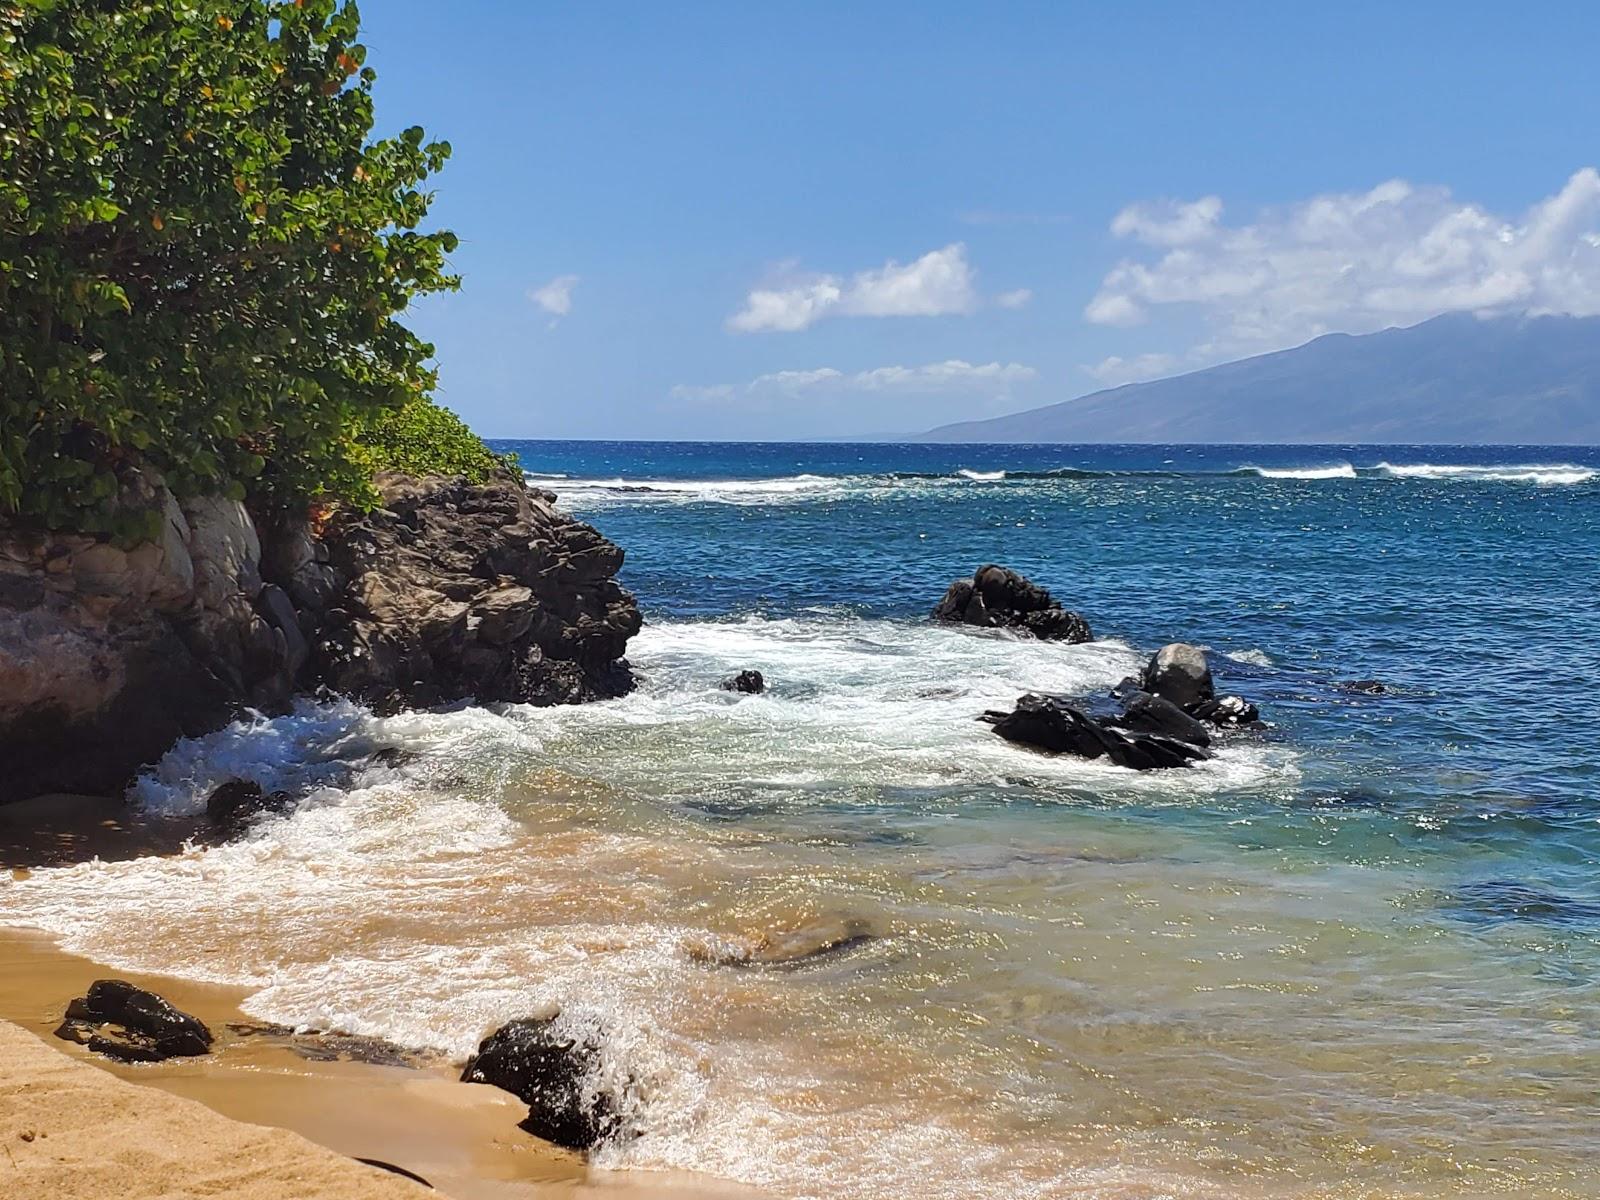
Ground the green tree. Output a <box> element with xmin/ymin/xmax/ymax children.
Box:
<box><xmin>0</xmin><ymin>0</ymin><xmax>493</xmax><ymax>539</ymax></box>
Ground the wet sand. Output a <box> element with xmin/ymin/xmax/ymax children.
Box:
<box><xmin>0</xmin><ymin>927</ymin><xmax>759</xmax><ymax>1200</ymax></box>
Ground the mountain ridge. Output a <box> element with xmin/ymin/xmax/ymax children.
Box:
<box><xmin>919</xmin><ymin>313</ymin><xmax>1600</xmax><ymax>444</ymax></box>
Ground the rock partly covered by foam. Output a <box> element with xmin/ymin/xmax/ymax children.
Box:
<box><xmin>307</xmin><ymin>472</ymin><xmax>641</xmax><ymax>712</ymax></box>
<box><xmin>984</xmin><ymin>645</ymin><xmax>1263</xmax><ymax>769</ymax></box>
<box><xmin>932</xmin><ymin>565</ymin><xmax>1092</xmax><ymax>643</ymax></box>
<box><xmin>720</xmin><ymin>669</ymin><xmax>766</xmax><ymax>694</ymax></box>
<box><xmin>461</xmin><ymin>1016</ymin><xmax>628</xmax><ymax>1152</ymax></box>
<box><xmin>981</xmin><ymin>694</ymin><xmax>1213</xmax><ymax>771</ymax></box>
<box><xmin>0</xmin><ymin>469</ymin><xmax>642</xmax><ymax>801</ymax></box>
<box><xmin>54</xmin><ymin>979</ymin><xmax>214</xmax><ymax>1063</ymax></box>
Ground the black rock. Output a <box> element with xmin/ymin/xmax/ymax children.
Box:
<box><xmin>54</xmin><ymin>979</ymin><xmax>213</xmax><ymax>1062</ymax></box>
<box><xmin>981</xmin><ymin>694</ymin><xmax>1211</xmax><ymax>770</ymax></box>
<box><xmin>461</xmin><ymin>1016</ymin><xmax>628</xmax><ymax>1152</ymax></box>
<box><xmin>932</xmin><ymin>565</ymin><xmax>1092</xmax><ymax>643</ymax></box>
<box><xmin>1114</xmin><ymin>690</ymin><xmax>1213</xmax><ymax>746</ymax></box>
<box><xmin>721</xmin><ymin>670</ymin><xmax>766</xmax><ymax>694</ymax></box>
<box><xmin>205</xmin><ymin>779</ymin><xmax>294</xmax><ymax>833</ymax></box>
<box><xmin>1341</xmin><ymin>678</ymin><xmax>1388</xmax><ymax>694</ymax></box>
<box><xmin>1188</xmin><ymin>694</ymin><xmax>1261</xmax><ymax>726</ymax></box>
<box><xmin>1141</xmin><ymin>643</ymin><xmax>1214</xmax><ymax>709</ymax></box>
<box><xmin>364</xmin><ymin>746</ymin><xmax>417</xmax><ymax>769</ymax></box>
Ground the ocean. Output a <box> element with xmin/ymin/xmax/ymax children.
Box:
<box><xmin>5</xmin><ymin>441</ymin><xmax>1600</xmax><ymax>1199</ymax></box>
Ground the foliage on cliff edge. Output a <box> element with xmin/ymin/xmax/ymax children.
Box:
<box><xmin>0</xmin><ymin>0</ymin><xmax>500</xmax><ymax>539</ymax></box>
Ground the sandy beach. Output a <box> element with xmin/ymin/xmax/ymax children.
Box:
<box><xmin>0</xmin><ymin>926</ymin><xmax>758</xmax><ymax>1200</ymax></box>
<box><xmin>0</xmin><ymin>1015</ymin><xmax>433</xmax><ymax>1199</ymax></box>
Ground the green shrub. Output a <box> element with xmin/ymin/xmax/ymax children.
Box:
<box><xmin>0</xmin><ymin>0</ymin><xmax>476</xmax><ymax>536</ymax></box>
<box><xmin>355</xmin><ymin>396</ymin><xmax>511</xmax><ymax>484</ymax></box>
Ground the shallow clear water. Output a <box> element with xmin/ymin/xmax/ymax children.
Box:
<box><xmin>5</xmin><ymin>442</ymin><xmax>1600</xmax><ymax>1199</ymax></box>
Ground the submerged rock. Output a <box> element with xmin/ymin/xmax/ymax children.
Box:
<box><xmin>55</xmin><ymin>979</ymin><xmax>213</xmax><ymax>1062</ymax></box>
<box><xmin>1341</xmin><ymin>678</ymin><xmax>1388</xmax><ymax>694</ymax></box>
<box><xmin>720</xmin><ymin>669</ymin><xmax>766</xmax><ymax>694</ymax></box>
<box><xmin>932</xmin><ymin>565</ymin><xmax>1092</xmax><ymax>643</ymax></box>
<box><xmin>1445</xmin><ymin>880</ymin><xmax>1600</xmax><ymax>928</ymax></box>
<box><xmin>227</xmin><ymin>1022</ymin><xmax>436</xmax><ymax>1069</ymax></box>
<box><xmin>982</xmin><ymin>693</ymin><xmax>1211</xmax><ymax>770</ymax></box>
<box><xmin>205</xmin><ymin>779</ymin><xmax>294</xmax><ymax>835</ymax></box>
<box><xmin>689</xmin><ymin>917</ymin><xmax>880</xmax><ymax>969</ymax></box>
<box><xmin>461</xmin><ymin>1016</ymin><xmax>628</xmax><ymax>1152</ymax></box>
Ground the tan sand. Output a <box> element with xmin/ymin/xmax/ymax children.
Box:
<box><xmin>0</xmin><ymin>928</ymin><xmax>761</xmax><ymax>1200</ymax></box>
<box><xmin>0</xmin><ymin>1016</ymin><xmax>433</xmax><ymax>1200</ymax></box>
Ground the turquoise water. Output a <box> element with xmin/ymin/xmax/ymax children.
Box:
<box><xmin>5</xmin><ymin>441</ymin><xmax>1599</xmax><ymax>1199</ymax></box>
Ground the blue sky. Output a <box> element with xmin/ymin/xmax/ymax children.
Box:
<box><xmin>359</xmin><ymin>1</ymin><xmax>1600</xmax><ymax>440</ymax></box>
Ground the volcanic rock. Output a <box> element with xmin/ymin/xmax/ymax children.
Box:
<box><xmin>721</xmin><ymin>669</ymin><xmax>766</xmax><ymax>694</ymax></box>
<box><xmin>205</xmin><ymin>779</ymin><xmax>295</xmax><ymax>834</ymax></box>
<box><xmin>1141</xmin><ymin>643</ymin><xmax>1214</xmax><ymax>709</ymax></box>
<box><xmin>461</xmin><ymin>1016</ymin><xmax>628</xmax><ymax>1152</ymax></box>
<box><xmin>0</xmin><ymin>469</ymin><xmax>642</xmax><ymax>801</ymax></box>
<box><xmin>932</xmin><ymin>565</ymin><xmax>1092</xmax><ymax>643</ymax></box>
<box><xmin>54</xmin><ymin>979</ymin><xmax>214</xmax><ymax>1063</ymax></box>
<box><xmin>1114</xmin><ymin>690</ymin><xmax>1213</xmax><ymax>746</ymax></box>
<box><xmin>1188</xmin><ymin>694</ymin><xmax>1261</xmax><ymax>726</ymax></box>
<box><xmin>981</xmin><ymin>693</ymin><xmax>1212</xmax><ymax>770</ymax></box>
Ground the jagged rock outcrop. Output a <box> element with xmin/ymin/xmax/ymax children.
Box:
<box><xmin>461</xmin><ymin>1015</ymin><xmax>629</xmax><ymax>1152</ymax></box>
<box><xmin>0</xmin><ymin>469</ymin><xmax>641</xmax><ymax>802</ymax></box>
<box><xmin>304</xmin><ymin>472</ymin><xmax>641</xmax><ymax>712</ymax></box>
<box><xmin>933</xmin><ymin>565</ymin><xmax>1092</xmax><ymax>643</ymax></box>
<box><xmin>982</xmin><ymin>693</ymin><xmax>1213</xmax><ymax>770</ymax></box>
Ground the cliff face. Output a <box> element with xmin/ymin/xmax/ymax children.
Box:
<box><xmin>0</xmin><ymin>471</ymin><xmax>641</xmax><ymax>803</ymax></box>
<box><xmin>302</xmin><ymin>472</ymin><xmax>641</xmax><ymax>713</ymax></box>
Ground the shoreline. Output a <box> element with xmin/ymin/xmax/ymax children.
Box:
<box><xmin>0</xmin><ymin>926</ymin><xmax>760</xmax><ymax>1200</ymax></box>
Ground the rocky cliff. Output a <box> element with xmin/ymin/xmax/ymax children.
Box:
<box><xmin>0</xmin><ymin>470</ymin><xmax>640</xmax><ymax>803</ymax></box>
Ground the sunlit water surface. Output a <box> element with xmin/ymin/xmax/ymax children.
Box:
<box><xmin>4</xmin><ymin>442</ymin><xmax>1599</xmax><ymax>1199</ymax></box>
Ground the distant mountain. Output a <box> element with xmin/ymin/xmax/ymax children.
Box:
<box><xmin>919</xmin><ymin>314</ymin><xmax>1600</xmax><ymax>444</ymax></box>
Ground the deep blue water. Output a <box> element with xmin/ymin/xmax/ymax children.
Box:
<box><xmin>495</xmin><ymin>439</ymin><xmax>1600</xmax><ymax>890</ymax></box>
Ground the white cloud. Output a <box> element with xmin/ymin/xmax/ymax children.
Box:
<box><xmin>728</xmin><ymin>244</ymin><xmax>979</xmax><ymax>332</ymax></box>
<box><xmin>529</xmin><ymin>274</ymin><xmax>579</xmax><ymax>318</ymax></box>
<box><xmin>1109</xmin><ymin>195</ymin><xmax>1223</xmax><ymax>247</ymax></box>
<box><xmin>1085</xmin><ymin>168</ymin><xmax>1600</xmax><ymax>360</ymax></box>
<box><xmin>672</xmin><ymin>359</ymin><xmax>1037</xmax><ymax>405</ymax></box>
<box><xmin>995</xmin><ymin>288</ymin><xmax>1033</xmax><ymax>309</ymax></box>
<box><xmin>1084</xmin><ymin>353</ymin><xmax>1181</xmax><ymax>386</ymax></box>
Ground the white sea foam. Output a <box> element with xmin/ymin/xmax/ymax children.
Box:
<box><xmin>1246</xmin><ymin>463</ymin><xmax>1359</xmax><ymax>480</ymax></box>
<box><xmin>551</xmin><ymin>473</ymin><xmax>852</xmax><ymax>508</ymax></box>
<box><xmin>957</xmin><ymin>468</ymin><xmax>1006</xmax><ymax>481</ymax></box>
<box><xmin>1226</xmin><ymin>648</ymin><xmax>1274</xmax><ymax>667</ymax></box>
<box><xmin>1375</xmin><ymin>461</ymin><xmax>1597</xmax><ymax>485</ymax></box>
<box><xmin>0</xmin><ymin>614</ymin><xmax>1296</xmax><ymax>1200</ymax></box>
